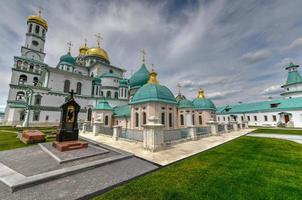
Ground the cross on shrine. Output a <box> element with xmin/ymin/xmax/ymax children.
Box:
<box><xmin>37</xmin><ymin>6</ymin><xmax>43</xmax><ymax>16</ymax></box>
<box><xmin>68</xmin><ymin>90</ymin><xmax>77</xmax><ymax>99</ymax></box>
<box><xmin>94</xmin><ymin>33</ymin><xmax>103</xmax><ymax>47</ymax></box>
<box><xmin>177</xmin><ymin>83</ymin><xmax>182</xmax><ymax>95</ymax></box>
<box><xmin>67</xmin><ymin>41</ymin><xmax>73</xmax><ymax>53</ymax></box>
<box><xmin>141</xmin><ymin>49</ymin><xmax>146</xmax><ymax>63</ymax></box>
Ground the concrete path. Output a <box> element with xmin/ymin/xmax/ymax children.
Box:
<box><xmin>80</xmin><ymin>128</ymin><xmax>254</xmax><ymax>166</ymax></box>
<box><xmin>248</xmin><ymin>133</ymin><xmax>302</xmax><ymax>144</ymax></box>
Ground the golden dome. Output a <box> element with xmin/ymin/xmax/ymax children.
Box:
<box><xmin>79</xmin><ymin>44</ymin><xmax>89</xmax><ymax>55</ymax></box>
<box><xmin>86</xmin><ymin>47</ymin><xmax>109</xmax><ymax>61</ymax></box>
<box><xmin>27</xmin><ymin>15</ymin><xmax>48</xmax><ymax>30</ymax></box>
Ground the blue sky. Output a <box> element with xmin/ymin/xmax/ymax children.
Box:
<box><xmin>1</xmin><ymin>0</ymin><xmax>302</xmax><ymax>111</ymax></box>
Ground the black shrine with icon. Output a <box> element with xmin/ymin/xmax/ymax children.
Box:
<box><xmin>56</xmin><ymin>90</ymin><xmax>81</xmax><ymax>142</ymax></box>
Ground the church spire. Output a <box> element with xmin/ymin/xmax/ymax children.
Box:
<box><xmin>94</xmin><ymin>33</ymin><xmax>103</xmax><ymax>47</ymax></box>
<box><xmin>141</xmin><ymin>49</ymin><xmax>146</xmax><ymax>64</ymax></box>
<box><xmin>67</xmin><ymin>41</ymin><xmax>73</xmax><ymax>54</ymax></box>
<box><xmin>197</xmin><ymin>89</ymin><xmax>205</xmax><ymax>98</ymax></box>
<box><xmin>148</xmin><ymin>65</ymin><xmax>159</xmax><ymax>84</ymax></box>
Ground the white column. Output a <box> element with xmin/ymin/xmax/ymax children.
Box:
<box><xmin>188</xmin><ymin>125</ymin><xmax>197</xmax><ymax>140</ymax></box>
<box><xmin>223</xmin><ymin>123</ymin><xmax>228</xmax><ymax>133</ymax></box>
<box><xmin>113</xmin><ymin>125</ymin><xmax>122</xmax><ymax>141</ymax></box>
<box><xmin>142</xmin><ymin>116</ymin><xmax>165</xmax><ymax>152</ymax></box>
<box><xmin>207</xmin><ymin>121</ymin><xmax>218</xmax><ymax>135</ymax></box>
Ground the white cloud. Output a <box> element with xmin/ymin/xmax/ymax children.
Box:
<box><xmin>261</xmin><ymin>85</ymin><xmax>283</xmax><ymax>95</ymax></box>
<box><xmin>240</xmin><ymin>49</ymin><xmax>272</xmax><ymax>64</ymax></box>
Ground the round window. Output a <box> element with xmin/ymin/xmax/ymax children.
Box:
<box><xmin>32</xmin><ymin>40</ymin><xmax>39</xmax><ymax>46</ymax></box>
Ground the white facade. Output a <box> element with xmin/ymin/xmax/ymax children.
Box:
<box><xmin>4</xmin><ymin>12</ymin><xmax>129</xmax><ymax>126</ymax></box>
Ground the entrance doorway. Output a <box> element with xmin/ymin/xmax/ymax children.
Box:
<box><xmin>284</xmin><ymin>115</ymin><xmax>290</xmax><ymax>123</ymax></box>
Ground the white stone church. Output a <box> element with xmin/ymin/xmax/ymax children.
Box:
<box><xmin>4</xmin><ymin>11</ymin><xmax>129</xmax><ymax>126</ymax></box>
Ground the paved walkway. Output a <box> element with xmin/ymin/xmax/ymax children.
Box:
<box><xmin>80</xmin><ymin>128</ymin><xmax>254</xmax><ymax>166</ymax></box>
<box><xmin>248</xmin><ymin>133</ymin><xmax>302</xmax><ymax>144</ymax></box>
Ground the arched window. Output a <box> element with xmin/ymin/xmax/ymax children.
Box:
<box><xmin>29</xmin><ymin>24</ymin><xmax>33</xmax><ymax>33</ymax></box>
<box><xmin>64</xmin><ymin>80</ymin><xmax>70</xmax><ymax>93</ymax></box>
<box><xmin>33</xmin><ymin>77</ymin><xmax>39</xmax><ymax>86</ymax></box>
<box><xmin>114</xmin><ymin>92</ymin><xmax>118</xmax><ymax>99</ymax></box>
<box><xmin>199</xmin><ymin>115</ymin><xmax>202</xmax><ymax>125</ymax></box>
<box><xmin>29</xmin><ymin>64</ymin><xmax>34</xmax><ymax>71</ymax></box>
<box><xmin>192</xmin><ymin>114</ymin><xmax>195</xmax><ymax>125</ymax></box>
<box><xmin>169</xmin><ymin>113</ymin><xmax>173</xmax><ymax>127</ymax></box>
<box><xmin>42</xmin><ymin>29</ymin><xmax>45</xmax><ymax>38</ymax></box>
<box><xmin>76</xmin><ymin>82</ymin><xmax>82</xmax><ymax>95</ymax></box>
<box><xmin>161</xmin><ymin>113</ymin><xmax>165</xmax><ymax>125</ymax></box>
<box><xmin>35</xmin><ymin>25</ymin><xmax>40</xmax><ymax>34</ymax></box>
<box><xmin>105</xmin><ymin>116</ymin><xmax>109</xmax><ymax>125</ymax></box>
<box><xmin>101</xmin><ymin>91</ymin><xmax>104</xmax><ymax>96</ymax></box>
<box><xmin>107</xmin><ymin>91</ymin><xmax>111</xmax><ymax>98</ymax></box>
<box><xmin>16</xmin><ymin>91</ymin><xmax>25</xmax><ymax>101</ymax></box>
<box><xmin>96</xmin><ymin>87</ymin><xmax>99</xmax><ymax>96</ymax></box>
<box><xmin>180</xmin><ymin>114</ymin><xmax>184</xmax><ymax>126</ymax></box>
<box><xmin>34</xmin><ymin>94</ymin><xmax>42</xmax><ymax>105</ymax></box>
<box><xmin>135</xmin><ymin>113</ymin><xmax>139</xmax><ymax>127</ymax></box>
<box><xmin>16</xmin><ymin>60</ymin><xmax>22</xmax><ymax>68</ymax></box>
<box><xmin>143</xmin><ymin>112</ymin><xmax>146</xmax><ymax>125</ymax></box>
<box><xmin>20</xmin><ymin>110</ymin><xmax>25</xmax><ymax>121</ymax></box>
<box><xmin>90</xmin><ymin>72</ymin><xmax>94</xmax><ymax>77</ymax></box>
<box><xmin>19</xmin><ymin>74</ymin><xmax>27</xmax><ymax>84</ymax></box>
<box><xmin>109</xmin><ymin>69</ymin><xmax>113</xmax><ymax>73</ymax></box>
<box><xmin>87</xmin><ymin>108</ymin><xmax>92</xmax><ymax>121</ymax></box>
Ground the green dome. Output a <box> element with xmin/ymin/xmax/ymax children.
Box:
<box><xmin>129</xmin><ymin>64</ymin><xmax>149</xmax><ymax>88</ymax></box>
<box><xmin>178</xmin><ymin>99</ymin><xmax>194</xmax><ymax>109</ymax></box>
<box><xmin>192</xmin><ymin>98</ymin><xmax>216</xmax><ymax>110</ymax></box>
<box><xmin>130</xmin><ymin>83</ymin><xmax>177</xmax><ymax>105</ymax></box>
<box><xmin>119</xmin><ymin>79</ymin><xmax>128</xmax><ymax>86</ymax></box>
<box><xmin>94</xmin><ymin>99</ymin><xmax>112</xmax><ymax>110</ymax></box>
<box><xmin>59</xmin><ymin>52</ymin><xmax>76</xmax><ymax>65</ymax></box>
<box><xmin>92</xmin><ymin>76</ymin><xmax>102</xmax><ymax>85</ymax></box>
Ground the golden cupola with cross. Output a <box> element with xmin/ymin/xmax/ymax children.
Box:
<box><xmin>85</xmin><ymin>33</ymin><xmax>110</xmax><ymax>63</ymax></box>
<box><xmin>27</xmin><ymin>8</ymin><xmax>48</xmax><ymax>30</ymax></box>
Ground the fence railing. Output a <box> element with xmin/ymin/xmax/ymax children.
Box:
<box><xmin>218</xmin><ymin>124</ymin><xmax>224</xmax><ymax>132</ymax></box>
<box><xmin>196</xmin><ymin>127</ymin><xmax>209</xmax><ymax>135</ymax></box>
<box><xmin>121</xmin><ymin>128</ymin><xmax>143</xmax><ymax>142</ymax></box>
<box><xmin>100</xmin><ymin>127</ymin><xmax>113</xmax><ymax>136</ymax></box>
<box><xmin>164</xmin><ymin>128</ymin><xmax>189</xmax><ymax>142</ymax></box>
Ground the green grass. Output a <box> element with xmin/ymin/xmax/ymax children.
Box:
<box><xmin>95</xmin><ymin>136</ymin><xmax>302</xmax><ymax>200</ymax></box>
<box><xmin>0</xmin><ymin>126</ymin><xmax>57</xmax><ymax>151</ymax></box>
<box><xmin>252</xmin><ymin>128</ymin><xmax>302</xmax><ymax>135</ymax></box>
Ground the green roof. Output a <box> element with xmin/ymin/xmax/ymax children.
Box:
<box><xmin>59</xmin><ymin>53</ymin><xmax>76</xmax><ymax>65</ymax></box>
<box><xmin>192</xmin><ymin>98</ymin><xmax>216</xmax><ymax>110</ymax></box>
<box><xmin>119</xmin><ymin>79</ymin><xmax>128</xmax><ymax>86</ymax></box>
<box><xmin>94</xmin><ymin>99</ymin><xmax>112</xmax><ymax>110</ymax></box>
<box><xmin>100</xmin><ymin>72</ymin><xmax>122</xmax><ymax>79</ymax></box>
<box><xmin>178</xmin><ymin>99</ymin><xmax>194</xmax><ymax>109</ymax></box>
<box><xmin>130</xmin><ymin>83</ymin><xmax>177</xmax><ymax>105</ymax></box>
<box><xmin>113</xmin><ymin>105</ymin><xmax>131</xmax><ymax>118</ymax></box>
<box><xmin>129</xmin><ymin>64</ymin><xmax>149</xmax><ymax>88</ymax></box>
<box><xmin>284</xmin><ymin>71</ymin><xmax>302</xmax><ymax>85</ymax></box>
<box><xmin>92</xmin><ymin>77</ymin><xmax>102</xmax><ymax>85</ymax></box>
<box><xmin>217</xmin><ymin>97</ymin><xmax>302</xmax><ymax>114</ymax></box>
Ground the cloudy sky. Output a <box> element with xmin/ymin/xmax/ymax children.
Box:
<box><xmin>1</xmin><ymin>0</ymin><xmax>302</xmax><ymax>111</ymax></box>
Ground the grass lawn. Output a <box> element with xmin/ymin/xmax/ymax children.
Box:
<box><xmin>252</xmin><ymin>128</ymin><xmax>302</xmax><ymax>135</ymax></box>
<box><xmin>95</xmin><ymin>136</ymin><xmax>302</xmax><ymax>200</ymax></box>
<box><xmin>0</xmin><ymin>126</ymin><xmax>57</xmax><ymax>151</ymax></box>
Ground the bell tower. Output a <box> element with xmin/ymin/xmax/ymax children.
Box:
<box><xmin>21</xmin><ymin>7</ymin><xmax>48</xmax><ymax>62</ymax></box>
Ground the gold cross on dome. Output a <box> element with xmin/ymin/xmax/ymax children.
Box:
<box><xmin>177</xmin><ymin>83</ymin><xmax>181</xmax><ymax>95</ymax></box>
<box><xmin>37</xmin><ymin>6</ymin><xmax>43</xmax><ymax>16</ymax></box>
<box><xmin>141</xmin><ymin>49</ymin><xmax>146</xmax><ymax>63</ymax></box>
<box><xmin>67</xmin><ymin>41</ymin><xmax>73</xmax><ymax>53</ymax></box>
<box><xmin>94</xmin><ymin>33</ymin><xmax>103</xmax><ymax>47</ymax></box>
